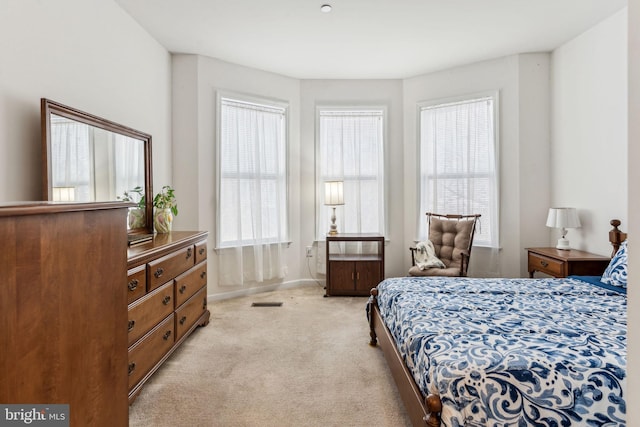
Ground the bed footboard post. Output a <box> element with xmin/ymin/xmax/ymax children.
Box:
<box><xmin>424</xmin><ymin>394</ymin><xmax>442</xmax><ymax>427</ymax></box>
<box><xmin>368</xmin><ymin>288</ymin><xmax>378</xmax><ymax>346</ymax></box>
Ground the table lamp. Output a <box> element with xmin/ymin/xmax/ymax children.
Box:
<box><xmin>546</xmin><ymin>207</ymin><xmax>581</xmax><ymax>250</ymax></box>
<box><xmin>324</xmin><ymin>181</ymin><xmax>344</xmax><ymax>235</ymax></box>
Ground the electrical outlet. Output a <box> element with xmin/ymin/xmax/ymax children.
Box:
<box><xmin>305</xmin><ymin>246</ymin><xmax>313</xmax><ymax>257</ymax></box>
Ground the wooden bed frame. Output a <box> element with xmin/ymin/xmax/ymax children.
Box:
<box><xmin>367</xmin><ymin>219</ymin><xmax>627</xmax><ymax>427</ymax></box>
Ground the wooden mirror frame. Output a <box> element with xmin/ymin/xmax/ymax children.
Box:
<box><xmin>41</xmin><ymin>98</ymin><xmax>153</xmax><ymax>235</ymax></box>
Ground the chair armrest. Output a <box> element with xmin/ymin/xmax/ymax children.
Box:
<box><xmin>459</xmin><ymin>250</ymin><xmax>470</xmax><ymax>276</ymax></box>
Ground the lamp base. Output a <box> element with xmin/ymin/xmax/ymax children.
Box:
<box><xmin>328</xmin><ymin>206</ymin><xmax>339</xmax><ymax>235</ymax></box>
<box><xmin>556</xmin><ymin>237</ymin><xmax>571</xmax><ymax>250</ymax></box>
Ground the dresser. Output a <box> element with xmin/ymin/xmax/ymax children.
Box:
<box><xmin>526</xmin><ymin>247</ymin><xmax>611</xmax><ymax>278</ymax></box>
<box><xmin>126</xmin><ymin>231</ymin><xmax>210</xmax><ymax>402</ymax></box>
<box><xmin>325</xmin><ymin>234</ymin><xmax>385</xmax><ymax>296</ymax></box>
<box><xmin>0</xmin><ymin>202</ymin><xmax>130</xmax><ymax>426</ymax></box>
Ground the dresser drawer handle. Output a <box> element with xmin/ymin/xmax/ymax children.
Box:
<box><xmin>162</xmin><ymin>295</ymin><xmax>171</xmax><ymax>305</ymax></box>
<box><xmin>203</xmin><ymin>297</ymin><xmax>207</xmax><ymax>309</ymax></box>
<box><xmin>199</xmin><ymin>248</ymin><xmax>205</xmax><ymax>256</ymax></box>
<box><xmin>128</xmin><ymin>279</ymin><xmax>139</xmax><ymax>291</ymax></box>
<box><xmin>154</xmin><ymin>267</ymin><xmax>164</xmax><ymax>278</ymax></box>
<box><xmin>540</xmin><ymin>260</ymin><xmax>549</xmax><ymax>268</ymax></box>
<box><xmin>128</xmin><ymin>363</ymin><xmax>136</xmax><ymax>376</ymax></box>
<box><xmin>179</xmin><ymin>316</ymin><xmax>187</xmax><ymax>325</ymax></box>
<box><xmin>179</xmin><ymin>285</ymin><xmax>187</xmax><ymax>294</ymax></box>
<box><xmin>186</xmin><ymin>247</ymin><xmax>193</xmax><ymax>259</ymax></box>
<box><xmin>163</xmin><ymin>330</ymin><xmax>172</xmax><ymax>340</ymax></box>
<box><xmin>128</xmin><ymin>320</ymin><xmax>135</xmax><ymax>331</ymax></box>
<box><xmin>200</xmin><ymin>271</ymin><xmax>207</xmax><ymax>279</ymax></box>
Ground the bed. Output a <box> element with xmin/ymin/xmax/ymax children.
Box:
<box><xmin>367</xmin><ymin>221</ymin><xmax>627</xmax><ymax>426</ymax></box>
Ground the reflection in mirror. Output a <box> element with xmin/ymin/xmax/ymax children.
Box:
<box><xmin>42</xmin><ymin>99</ymin><xmax>153</xmax><ymax>234</ymax></box>
<box><xmin>49</xmin><ymin>114</ymin><xmax>146</xmax><ymax>204</ymax></box>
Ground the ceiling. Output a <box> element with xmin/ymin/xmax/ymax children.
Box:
<box><xmin>114</xmin><ymin>0</ymin><xmax>627</xmax><ymax>80</ymax></box>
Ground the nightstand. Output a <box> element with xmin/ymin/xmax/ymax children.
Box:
<box><xmin>326</xmin><ymin>234</ymin><xmax>384</xmax><ymax>296</ymax></box>
<box><xmin>526</xmin><ymin>247</ymin><xmax>610</xmax><ymax>278</ymax></box>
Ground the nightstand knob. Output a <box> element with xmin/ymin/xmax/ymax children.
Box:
<box><xmin>540</xmin><ymin>260</ymin><xmax>548</xmax><ymax>267</ymax></box>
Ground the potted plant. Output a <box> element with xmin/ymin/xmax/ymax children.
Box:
<box><xmin>118</xmin><ymin>186</ymin><xmax>146</xmax><ymax>229</ymax></box>
<box><xmin>153</xmin><ymin>185</ymin><xmax>178</xmax><ymax>233</ymax></box>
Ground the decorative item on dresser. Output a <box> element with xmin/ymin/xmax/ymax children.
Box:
<box><xmin>325</xmin><ymin>233</ymin><xmax>384</xmax><ymax>296</ymax></box>
<box><xmin>152</xmin><ymin>185</ymin><xmax>178</xmax><ymax>234</ymax></box>
<box><xmin>127</xmin><ymin>231</ymin><xmax>210</xmax><ymax>403</ymax></box>
<box><xmin>0</xmin><ymin>202</ymin><xmax>130</xmax><ymax>427</ymax></box>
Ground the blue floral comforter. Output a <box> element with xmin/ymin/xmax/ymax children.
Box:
<box><xmin>375</xmin><ymin>276</ymin><xmax>626</xmax><ymax>426</ymax></box>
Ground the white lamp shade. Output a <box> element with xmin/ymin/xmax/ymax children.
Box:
<box><xmin>324</xmin><ymin>181</ymin><xmax>344</xmax><ymax>206</ymax></box>
<box><xmin>545</xmin><ymin>207</ymin><xmax>581</xmax><ymax>229</ymax></box>
<box><xmin>52</xmin><ymin>186</ymin><xmax>76</xmax><ymax>202</ymax></box>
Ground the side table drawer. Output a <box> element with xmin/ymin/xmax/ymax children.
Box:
<box><xmin>127</xmin><ymin>314</ymin><xmax>175</xmax><ymax>390</ymax></box>
<box><xmin>175</xmin><ymin>287</ymin><xmax>208</xmax><ymax>341</ymax></box>
<box><xmin>528</xmin><ymin>253</ymin><xmax>564</xmax><ymax>277</ymax></box>
<box><xmin>128</xmin><ymin>281</ymin><xmax>174</xmax><ymax>346</ymax></box>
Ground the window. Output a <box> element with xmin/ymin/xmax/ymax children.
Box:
<box><xmin>316</xmin><ymin>108</ymin><xmax>385</xmax><ymax>239</ymax></box>
<box><xmin>418</xmin><ymin>94</ymin><xmax>499</xmax><ymax>247</ymax></box>
<box><xmin>217</xmin><ymin>95</ymin><xmax>288</xmax><ymax>248</ymax></box>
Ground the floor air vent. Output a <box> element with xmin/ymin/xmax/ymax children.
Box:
<box><xmin>251</xmin><ymin>302</ymin><xmax>283</xmax><ymax>307</ymax></box>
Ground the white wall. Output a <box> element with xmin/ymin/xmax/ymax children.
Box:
<box><xmin>299</xmin><ymin>80</ymin><xmax>405</xmax><ymax>279</ymax></box>
<box><xmin>0</xmin><ymin>0</ymin><xmax>172</xmax><ymax>202</ymax></box>
<box><xmin>627</xmin><ymin>0</ymin><xmax>639</xmax><ymax>416</ymax></box>
<box><xmin>551</xmin><ymin>8</ymin><xmax>628</xmax><ymax>256</ymax></box>
<box><xmin>172</xmin><ymin>55</ymin><xmax>302</xmax><ymax>298</ymax></box>
<box><xmin>403</xmin><ymin>53</ymin><xmax>551</xmax><ymax>278</ymax></box>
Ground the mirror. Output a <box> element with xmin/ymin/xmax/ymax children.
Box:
<box><xmin>41</xmin><ymin>98</ymin><xmax>153</xmax><ymax>235</ymax></box>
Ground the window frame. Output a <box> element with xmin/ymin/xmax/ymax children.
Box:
<box><xmin>215</xmin><ymin>91</ymin><xmax>290</xmax><ymax>249</ymax></box>
<box><xmin>416</xmin><ymin>91</ymin><xmax>500</xmax><ymax>248</ymax></box>
<box><xmin>315</xmin><ymin>105</ymin><xmax>388</xmax><ymax>241</ymax></box>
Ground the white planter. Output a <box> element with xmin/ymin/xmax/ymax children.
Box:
<box><xmin>128</xmin><ymin>208</ymin><xmax>145</xmax><ymax>230</ymax></box>
<box><xmin>154</xmin><ymin>208</ymin><xmax>173</xmax><ymax>233</ymax></box>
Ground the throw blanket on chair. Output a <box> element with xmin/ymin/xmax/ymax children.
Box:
<box><xmin>415</xmin><ymin>240</ymin><xmax>445</xmax><ymax>270</ymax></box>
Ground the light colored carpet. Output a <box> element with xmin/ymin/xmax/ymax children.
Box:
<box><xmin>129</xmin><ymin>284</ymin><xmax>411</xmax><ymax>427</ymax></box>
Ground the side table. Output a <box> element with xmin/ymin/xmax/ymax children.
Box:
<box><xmin>526</xmin><ymin>247</ymin><xmax>610</xmax><ymax>278</ymax></box>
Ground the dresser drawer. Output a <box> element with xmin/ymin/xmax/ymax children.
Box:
<box><xmin>127</xmin><ymin>265</ymin><xmax>147</xmax><ymax>304</ymax></box>
<box><xmin>175</xmin><ymin>262</ymin><xmax>208</xmax><ymax>307</ymax></box>
<box><xmin>147</xmin><ymin>245</ymin><xmax>195</xmax><ymax>292</ymax></box>
<box><xmin>128</xmin><ymin>281</ymin><xmax>174</xmax><ymax>346</ymax></box>
<box><xmin>127</xmin><ymin>314</ymin><xmax>175</xmax><ymax>390</ymax></box>
<box><xmin>195</xmin><ymin>240</ymin><xmax>207</xmax><ymax>264</ymax></box>
<box><xmin>528</xmin><ymin>253</ymin><xmax>564</xmax><ymax>277</ymax></box>
<box><xmin>175</xmin><ymin>287</ymin><xmax>208</xmax><ymax>341</ymax></box>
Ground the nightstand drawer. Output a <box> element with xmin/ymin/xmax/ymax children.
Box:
<box><xmin>528</xmin><ymin>253</ymin><xmax>564</xmax><ymax>277</ymax></box>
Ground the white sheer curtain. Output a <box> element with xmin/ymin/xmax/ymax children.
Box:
<box><xmin>113</xmin><ymin>134</ymin><xmax>145</xmax><ymax>199</ymax></box>
<box><xmin>418</xmin><ymin>95</ymin><xmax>499</xmax><ymax>248</ymax></box>
<box><xmin>217</xmin><ymin>96</ymin><xmax>288</xmax><ymax>286</ymax></box>
<box><xmin>50</xmin><ymin>115</ymin><xmax>93</xmax><ymax>201</ymax></box>
<box><xmin>316</xmin><ymin>109</ymin><xmax>385</xmax><ymax>239</ymax></box>
<box><xmin>316</xmin><ymin>109</ymin><xmax>385</xmax><ymax>273</ymax></box>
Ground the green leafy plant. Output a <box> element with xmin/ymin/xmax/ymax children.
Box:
<box><xmin>118</xmin><ymin>186</ymin><xmax>145</xmax><ymax>209</ymax></box>
<box><xmin>153</xmin><ymin>185</ymin><xmax>178</xmax><ymax>217</ymax></box>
